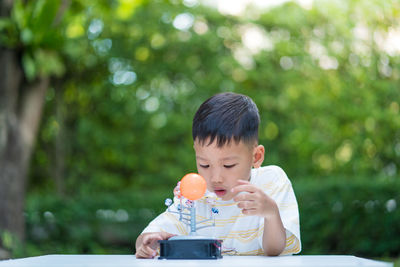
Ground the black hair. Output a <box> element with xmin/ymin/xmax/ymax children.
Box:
<box><xmin>192</xmin><ymin>92</ymin><xmax>260</xmax><ymax>147</ymax></box>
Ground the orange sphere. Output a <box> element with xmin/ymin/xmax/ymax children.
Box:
<box><xmin>180</xmin><ymin>173</ymin><xmax>207</xmax><ymax>201</ymax></box>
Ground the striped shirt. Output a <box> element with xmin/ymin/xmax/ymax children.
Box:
<box><xmin>142</xmin><ymin>165</ymin><xmax>301</xmax><ymax>255</ymax></box>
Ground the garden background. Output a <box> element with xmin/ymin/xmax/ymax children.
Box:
<box><xmin>0</xmin><ymin>0</ymin><xmax>399</xmax><ymax>264</ymax></box>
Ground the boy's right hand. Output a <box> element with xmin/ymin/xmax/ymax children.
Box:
<box><xmin>135</xmin><ymin>232</ymin><xmax>176</xmax><ymax>259</ymax></box>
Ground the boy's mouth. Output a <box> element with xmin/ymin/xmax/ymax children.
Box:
<box><xmin>214</xmin><ymin>188</ymin><xmax>227</xmax><ymax>197</ymax></box>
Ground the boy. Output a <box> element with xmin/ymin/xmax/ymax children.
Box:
<box><xmin>135</xmin><ymin>92</ymin><xmax>301</xmax><ymax>258</ymax></box>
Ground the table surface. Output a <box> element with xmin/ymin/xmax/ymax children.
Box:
<box><xmin>0</xmin><ymin>255</ymin><xmax>393</xmax><ymax>267</ymax></box>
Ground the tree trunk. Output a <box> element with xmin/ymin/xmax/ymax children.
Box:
<box><xmin>0</xmin><ymin>0</ymin><xmax>24</xmax><ymax>244</ymax></box>
<box><xmin>0</xmin><ymin>48</ymin><xmax>49</xmax><ymax>248</ymax></box>
<box><xmin>0</xmin><ymin>47</ymin><xmax>25</xmax><ymax>242</ymax></box>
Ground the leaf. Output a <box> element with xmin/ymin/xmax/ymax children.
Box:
<box><xmin>1</xmin><ymin>231</ymin><xmax>14</xmax><ymax>249</ymax></box>
<box><xmin>20</xmin><ymin>28</ymin><xmax>33</xmax><ymax>44</ymax></box>
<box><xmin>0</xmin><ymin>18</ymin><xmax>17</xmax><ymax>47</ymax></box>
<box><xmin>35</xmin><ymin>49</ymin><xmax>66</xmax><ymax>77</ymax></box>
<box><xmin>11</xmin><ymin>0</ymin><xmax>28</xmax><ymax>30</ymax></box>
<box><xmin>115</xmin><ymin>0</ymin><xmax>144</xmax><ymax>20</ymax></box>
<box><xmin>65</xmin><ymin>15</ymin><xmax>85</xmax><ymax>39</ymax></box>
<box><xmin>27</xmin><ymin>0</ymin><xmax>62</xmax><ymax>46</ymax></box>
<box><xmin>0</xmin><ymin>18</ymin><xmax>12</xmax><ymax>30</ymax></box>
<box><xmin>22</xmin><ymin>52</ymin><xmax>36</xmax><ymax>81</ymax></box>
<box><xmin>30</xmin><ymin>0</ymin><xmax>61</xmax><ymax>32</ymax></box>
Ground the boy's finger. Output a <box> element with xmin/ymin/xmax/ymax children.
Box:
<box><xmin>136</xmin><ymin>251</ymin><xmax>152</xmax><ymax>259</ymax></box>
<box><xmin>144</xmin><ymin>246</ymin><xmax>157</xmax><ymax>258</ymax></box>
<box><xmin>241</xmin><ymin>208</ymin><xmax>257</xmax><ymax>216</ymax></box>
<box><xmin>136</xmin><ymin>253</ymin><xmax>145</xmax><ymax>259</ymax></box>
<box><xmin>142</xmin><ymin>234</ymin><xmax>155</xmax><ymax>246</ymax></box>
<box><xmin>143</xmin><ymin>235</ymin><xmax>162</xmax><ymax>249</ymax></box>
<box><xmin>237</xmin><ymin>200</ymin><xmax>254</xmax><ymax>209</ymax></box>
<box><xmin>231</xmin><ymin>184</ymin><xmax>256</xmax><ymax>194</ymax></box>
<box><xmin>232</xmin><ymin>189</ymin><xmax>253</xmax><ymax>201</ymax></box>
<box><xmin>237</xmin><ymin>179</ymin><xmax>251</xmax><ymax>185</ymax></box>
<box><xmin>144</xmin><ymin>232</ymin><xmax>175</xmax><ymax>250</ymax></box>
<box><xmin>233</xmin><ymin>191</ymin><xmax>256</xmax><ymax>202</ymax></box>
<box><xmin>159</xmin><ymin>232</ymin><xmax>176</xmax><ymax>240</ymax></box>
<box><xmin>140</xmin><ymin>245</ymin><xmax>157</xmax><ymax>258</ymax></box>
<box><xmin>136</xmin><ymin>247</ymin><xmax>156</xmax><ymax>259</ymax></box>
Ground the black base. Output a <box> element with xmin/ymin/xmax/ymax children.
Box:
<box><xmin>158</xmin><ymin>239</ymin><xmax>223</xmax><ymax>260</ymax></box>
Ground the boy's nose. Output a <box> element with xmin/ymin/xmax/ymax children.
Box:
<box><xmin>210</xmin><ymin>170</ymin><xmax>223</xmax><ymax>184</ymax></box>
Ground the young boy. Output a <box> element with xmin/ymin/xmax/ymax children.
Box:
<box><xmin>135</xmin><ymin>92</ymin><xmax>301</xmax><ymax>258</ymax></box>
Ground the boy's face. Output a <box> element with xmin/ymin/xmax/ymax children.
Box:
<box><xmin>193</xmin><ymin>138</ymin><xmax>264</xmax><ymax>201</ymax></box>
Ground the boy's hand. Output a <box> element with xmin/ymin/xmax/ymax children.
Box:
<box><xmin>135</xmin><ymin>232</ymin><xmax>176</xmax><ymax>259</ymax></box>
<box><xmin>232</xmin><ymin>180</ymin><xmax>279</xmax><ymax>219</ymax></box>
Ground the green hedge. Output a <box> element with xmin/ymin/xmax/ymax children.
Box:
<box><xmin>294</xmin><ymin>177</ymin><xmax>400</xmax><ymax>257</ymax></box>
<box><xmin>19</xmin><ymin>190</ymin><xmax>169</xmax><ymax>256</ymax></box>
<box><xmin>13</xmin><ymin>177</ymin><xmax>400</xmax><ymax>258</ymax></box>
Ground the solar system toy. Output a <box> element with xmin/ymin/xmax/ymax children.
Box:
<box><xmin>158</xmin><ymin>173</ymin><xmax>223</xmax><ymax>260</ymax></box>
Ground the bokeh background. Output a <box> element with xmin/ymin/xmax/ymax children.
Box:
<box><xmin>0</xmin><ymin>0</ymin><xmax>399</xmax><ymax>264</ymax></box>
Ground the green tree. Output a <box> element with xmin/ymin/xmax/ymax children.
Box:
<box><xmin>0</xmin><ymin>0</ymin><xmax>66</xmax><ymax>243</ymax></box>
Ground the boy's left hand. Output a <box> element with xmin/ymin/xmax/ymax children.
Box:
<box><xmin>232</xmin><ymin>179</ymin><xmax>279</xmax><ymax>219</ymax></box>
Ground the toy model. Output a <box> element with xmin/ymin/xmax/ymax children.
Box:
<box><xmin>158</xmin><ymin>173</ymin><xmax>223</xmax><ymax>260</ymax></box>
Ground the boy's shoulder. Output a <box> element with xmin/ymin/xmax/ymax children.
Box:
<box><xmin>251</xmin><ymin>165</ymin><xmax>292</xmax><ymax>187</ymax></box>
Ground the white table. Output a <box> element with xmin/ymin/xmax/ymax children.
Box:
<box><xmin>0</xmin><ymin>255</ymin><xmax>393</xmax><ymax>267</ymax></box>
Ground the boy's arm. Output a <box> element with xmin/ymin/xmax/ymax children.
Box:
<box><xmin>232</xmin><ymin>180</ymin><xmax>286</xmax><ymax>256</ymax></box>
<box><xmin>135</xmin><ymin>232</ymin><xmax>175</xmax><ymax>258</ymax></box>
<box><xmin>261</xmin><ymin>203</ymin><xmax>286</xmax><ymax>256</ymax></box>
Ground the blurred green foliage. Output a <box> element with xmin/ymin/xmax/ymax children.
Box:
<box><xmin>27</xmin><ymin>0</ymin><xmax>400</xmax><ymax>193</ymax></box>
<box><xmin>1</xmin><ymin>0</ymin><xmax>399</xmax><ymax>259</ymax></box>
<box><xmin>295</xmin><ymin>178</ymin><xmax>400</xmax><ymax>257</ymax></box>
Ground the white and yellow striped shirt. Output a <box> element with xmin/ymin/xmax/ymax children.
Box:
<box><xmin>142</xmin><ymin>165</ymin><xmax>301</xmax><ymax>256</ymax></box>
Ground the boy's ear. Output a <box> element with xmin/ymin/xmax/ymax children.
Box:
<box><xmin>252</xmin><ymin>145</ymin><xmax>265</xmax><ymax>168</ymax></box>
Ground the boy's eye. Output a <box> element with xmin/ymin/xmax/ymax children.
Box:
<box><xmin>224</xmin><ymin>164</ymin><xmax>236</xmax><ymax>169</ymax></box>
<box><xmin>199</xmin><ymin>164</ymin><xmax>209</xmax><ymax>168</ymax></box>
